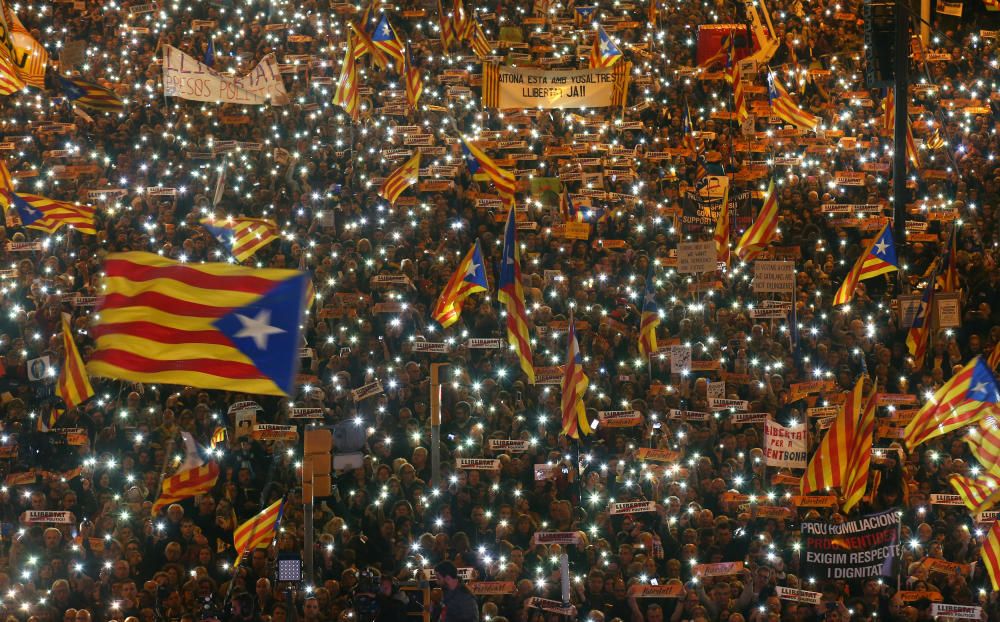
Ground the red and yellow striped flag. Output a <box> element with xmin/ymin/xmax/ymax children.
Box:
<box><xmin>842</xmin><ymin>388</ymin><xmax>878</xmax><ymax>513</ymax></box>
<box><xmin>461</xmin><ymin>138</ymin><xmax>516</xmax><ymax>206</ymax></box>
<box><xmin>87</xmin><ymin>252</ymin><xmax>310</xmax><ymax>396</ymax></box>
<box><xmin>152</xmin><ymin>462</ymin><xmax>220</xmax><ymax>514</ymax></box>
<box><xmin>378</xmin><ymin>152</ymin><xmax>420</xmax><ymax>206</ymax></box>
<box><xmin>333</xmin><ymin>34</ymin><xmax>360</xmax><ymax>121</ymax></box>
<box><xmin>831</xmin><ymin>223</ymin><xmax>898</xmax><ymax>306</ymax></box>
<box><xmin>883</xmin><ymin>89</ymin><xmax>920</xmax><ymax>168</ymax></box>
<box><xmin>57</xmin><ymin>316</ymin><xmax>93</xmax><ymax>410</ymax></box>
<box><xmin>0</xmin><ymin>2</ymin><xmax>25</xmax><ymax>95</ymax></box>
<box><xmin>989</xmin><ymin>341</ymin><xmax>1000</xmax><ymax>371</ymax></box>
<box><xmin>638</xmin><ymin>267</ymin><xmax>659</xmax><ymax>357</ymax></box>
<box><xmin>948</xmin><ymin>470</ymin><xmax>1000</xmax><ymax>514</ymax></box>
<box><xmin>432</xmin><ymin>241</ymin><xmax>488</xmax><ymax>328</ymax></box>
<box><xmin>734</xmin><ymin>178</ymin><xmax>779</xmax><ymax>262</ymax></box>
<box><xmin>982</xmin><ymin>519</ymin><xmax>1000</xmax><ymax>590</ymax></box>
<box><xmin>560</xmin><ymin>314</ymin><xmax>590</xmax><ymax>439</ymax></box>
<box><xmin>802</xmin><ymin>377</ymin><xmax>863</xmax><ymax>495</ymax></box>
<box><xmin>903</xmin><ymin>356</ymin><xmax>999</xmax><ymax>449</ymax></box>
<box><xmin>438</xmin><ymin>0</ymin><xmax>456</xmax><ymax>52</ymax></box>
<box><xmin>498</xmin><ymin>207</ymin><xmax>534</xmax><ymax>383</ymax></box>
<box><xmin>768</xmin><ymin>72</ymin><xmax>819</xmax><ymax>130</ymax></box>
<box><xmin>234</xmin><ymin>498</ymin><xmax>284</xmax><ymax>552</ymax></box>
<box><xmin>404</xmin><ymin>44</ymin><xmax>422</xmax><ymax>110</ymax></box>
<box><xmin>967</xmin><ymin>417</ymin><xmax>1000</xmax><ymax>474</ymax></box>
<box><xmin>349</xmin><ymin>21</ymin><xmax>388</xmax><ymax>69</ymax></box>
<box><xmin>199</xmin><ymin>217</ymin><xmax>279</xmax><ymax>263</ymax></box>
<box><xmin>470</xmin><ymin>19</ymin><xmax>492</xmax><ymax>59</ymax></box>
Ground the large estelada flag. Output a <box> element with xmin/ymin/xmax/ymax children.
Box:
<box><xmin>87</xmin><ymin>252</ymin><xmax>309</xmax><ymax>396</ymax></box>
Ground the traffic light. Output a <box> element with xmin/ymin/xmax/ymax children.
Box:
<box><xmin>303</xmin><ymin>428</ymin><xmax>332</xmax><ymax>498</ymax></box>
<box><xmin>864</xmin><ymin>0</ymin><xmax>896</xmax><ymax>87</ymax></box>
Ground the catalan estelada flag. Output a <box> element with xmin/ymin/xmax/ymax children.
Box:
<box><xmin>152</xmin><ymin>462</ymin><xmax>220</xmax><ymax>514</ymax></box>
<box><xmin>559</xmin><ymin>188</ymin><xmax>583</xmax><ymax>223</ymax></box>
<box><xmin>967</xmin><ymin>416</ymin><xmax>1000</xmax><ymax>474</ymax></box>
<box><xmin>0</xmin><ymin>161</ymin><xmax>96</xmax><ymax>234</ymax></box>
<box><xmin>681</xmin><ymin>100</ymin><xmax>697</xmax><ymax>153</ymax></box>
<box><xmin>767</xmin><ymin>70</ymin><xmax>819</xmax><ymax>130</ymax></box>
<box><xmin>638</xmin><ymin>265</ymin><xmax>659</xmax><ymax>357</ymax></box>
<box><xmin>8</xmin><ymin>191</ymin><xmax>96</xmax><ymax>235</ymax></box>
<box><xmin>57</xmin><ymin>76</ymin><xmax>123</xmax><ymax>113</ymax></box>
<box><xmin>723</xmin><ymin>36</ymin><xmax>748</xmax><ymax>122</ymax></box>
<box><xmin>842</xmin><ymin>388</ymin><xmax>878</xmax><ymax>513</ymax></box>
<box><xmin>87</xmin><ymin>252</ymin><xmax>309</xmax><ymax>396</ymax></box>
<box><xmin>802</xmin><ymin>377</ymin><xmax>863</xmax><ymax>495</ymax></box>
<box><xmin>883</xmin><ymin>89</ymin><xmax>919</xmax><ymax>168</ymax></box>
<box><xmin>948</xmin><ymin>470</ymin><xmax>1000</xmax><ymax>514</ymax></box>
<box><xmin>589</xmin><ymin>25</ymin><xmax>622</xmax><ymax>68</ymax></box>
<box><xmin>200</xmin><ymin>217</ymin><xmax>279</xmax><ymax>263</ymax></box>
<box><xmin>403</xmin><ymin>43</ymin><xmax>422</xmax><ymax>110</ymax></box>
<box><xmin>378</xmin><ymin>152</ymin><xmax>420</xmax><ymax>206</ymax></box>
<box><xmin>470</xmin><ymin>19</ymin><xmax>492</xmax><ymax>59</ymax></box>
<box><xmin>461</xmin><ymin>138</ymin><xmax>516</xmax><ymax>206</ymax></box>
<box><xmin>349</xmin><ymin>20</ymin><xmax>388</xmax><ymax>68</ymax></box>
<box><xmin>432</xmin><ymin>240</ymin><xmax>488</xmax><ymax>328</ymax></box>
<box><xmin>371</xmin><ymin>14</ymin><xmax>404</xmax><ymax>66</ymax></box>
<box><xmin>234</xmin><ymin>498</ymin><xmax>284</xmax><ymax>553</ymax></box>
<box><xmin>37</xmin><ymin>406</ymin><xmax>63</xmax><ymax>432</ymax></box>
<box><xmin>734</xmin><ymin>178</ymin><xmax>778</xmax><ymax>262</ymax></box>
<box><xmin>981</xmin><ymin>516</ymin><xmax>1000</xmax><ymax>589</ymax></box>
<box><xmin>560</xmin><ymin>312</ymin><xmax>590</xmax><ymax>439</ymax></box>
<box><xmin>57</xmin><ymin>316</ymin><xmax>93</xmax><ymax>410</ymax></box>
<box><xmin>904</xmin><ymin>356</ymin><xmax>1000</xmax><ymax>449</ymax></box>
<box><xmin>498</xmin><ymin>207</ymin><xmax>534</xmax><ymax>383</ymax></box>
<box><xmin>831</xmin><ymin>223</ymin><xmax>898</xmax><ymax>306</ymax></box>
<box><xmin>333</xmin><ymin>34</ymin><xmax>360</xmax><ymax>121</ymax></box>
<box><xmin>905</xmin><ymin>278</ymin><xmax>935</xmax><ymax>370</ymax></box>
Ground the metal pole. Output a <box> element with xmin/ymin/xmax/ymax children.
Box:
<box><xmin>430</xmin><ymin>363</ymin><xmax>448</xmax><ymax>488</ymax></box>
<box><xmin>304</xmin><ymin>473</ymin><xmax>314</xmax><ymax>583</ymax></box>
<box><xmin>920</xmin><ymin>0</ymin><xmax>930</xmax><ymax>45</ymax></box>
<box><xmin>892</xmin><ymin>1</ymin><xmax>908</xmax><ymax>247</ymax></box>
<box><xmin>559</xmin><ymin>553</ymin><xmax>570</xmax><ymax>606</ymax></box>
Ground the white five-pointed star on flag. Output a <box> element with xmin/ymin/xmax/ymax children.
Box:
<box><xmin>874</xmin><ymin>239</ymin><xmax>888</xmax><ymax>255</ymax></box>
<box><xmin>234</xmin><ymin>309</ymin><xmax>285</xmax><ymax>350</ymax></box>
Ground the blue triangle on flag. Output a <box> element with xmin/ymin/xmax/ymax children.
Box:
<box><xmin>213</xmin><ymin>272</ymin><xmax>309</xmax><ymax>394</ymax></box>
<box><xmin>969</xmin><ymin>358</ymin><xmax>1000</xmax><ymax>403</ymax></box>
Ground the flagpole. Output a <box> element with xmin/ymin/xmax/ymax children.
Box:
<box><xmin>220</xmin><ymin>446</ymin><xmax>287</xmax><ymax>612</ymax></box>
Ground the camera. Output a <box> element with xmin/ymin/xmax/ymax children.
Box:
<box><xmin>353</xmin><ymin>568</ymin><xmax>381</xmax><ymax>622</ymax></box>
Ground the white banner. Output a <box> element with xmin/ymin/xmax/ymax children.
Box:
<box><xmin>490</xmin><ymin>65</ymin><xmax>625</xmax><ymax>109</ymax></box>
<box><xmin>753</xmin><ymin>260</ymin><xmax>796</xmax><ymax>293</ymax></box>
<box><xmin>930</xmin><ymin>604</ymin><xmax>981</xmax><ymax>620</ymax></box>
<box><xmin>764</xmin><ymin>417</ymin><xmax>807</xmax><ymax>468</ymax></box>
<box><xmin>163</xmin><ymin>45</ymin><xmax>289</xmax><ymax>105</ymax></box>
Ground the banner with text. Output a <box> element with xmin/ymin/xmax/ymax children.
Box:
<box><xmin>483</xmin><ymin>63</ymin><xmax>630</xmax><ymax>109</ymax></box>
<box><xmin>764</xmin><ymin>417</ymin><xmax>807</xmax><ymax>468</ymax></box>
<box><xmin>801</xmin><ymin>510</ymin><xmax>900</xmax><ymax>579</ymax></box>
<box><xmin>163</xmin><ymin>45</ymin><xmax>289</xmax><ymax>105</ymax></box>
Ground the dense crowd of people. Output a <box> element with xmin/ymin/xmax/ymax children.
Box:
<box><xmin>0</xmin><ymin>0</ymin><xmax>999</xmax><ymax>621</ymax></box>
